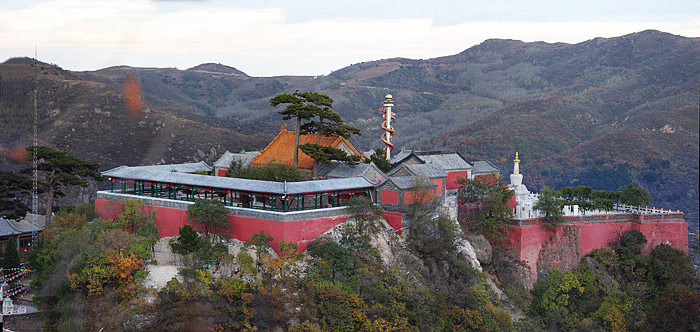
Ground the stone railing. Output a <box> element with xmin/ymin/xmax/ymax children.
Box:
<box><xmin>514</xmin><ymin>211</ymin><xmax>685</xmax><ymax>227</ymax></box>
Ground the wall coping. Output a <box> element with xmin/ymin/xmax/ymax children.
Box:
<box><xmin>512</xmin><ymin>211</ymin><xmax>685</xmax><ymax>227</ymax></box>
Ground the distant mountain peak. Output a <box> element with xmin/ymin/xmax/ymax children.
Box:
<box><xmin>2</xmin><ymin>57</ymin><xmax>54</xmax><ymax>67</ymax></box>
<box><xmin>187</xmin><ymin>63</ymin><xmax>249</xmax><ymax>78</ymax></box>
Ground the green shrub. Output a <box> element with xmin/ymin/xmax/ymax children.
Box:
<box><xmin>610</xmin><ymin>229</ymin><xmax>646</xmax><ymax>259</ymax></box>
<box><xmin>590</xmin><ymin>248</ymin><xmax>620</xmax><ymax>271</ymax></box>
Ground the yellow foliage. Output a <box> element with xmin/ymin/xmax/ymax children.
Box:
<box><xmin>289</xmin><ymin>322</ymin><xmax>321</xmax><ymax>332</ymax></box>
<box><xmin>108</xmin><ymin>250</ymin><xmax>146</xmax><ymax>283</ymax></box>
<box><xmin>241</xmin><ymin>292</ymin><xmax>255</xmax><ymax>305</ymax></box>
<box><xmin>603</xmin><ymin>307</ymin><xmax>626</xmax><ymax>332</ymax></box>
<box><xmin>41</xmin><ymin>211</ymin><xmax>88</xmax><ymax>242</ymax></box>
<box><xmin>372</xmin><ymin>317</ymin><xmax>401</xmax><ymax>331</ymax></box>
<box><xmin>449</xmin><ymin>308</ymin><xmax>485</xmax><ymax>331</ymax></box>
<box><xmin>348</xmin><ymin>293</ymin><xmax>365</xmax><ymax>308</ymax></box>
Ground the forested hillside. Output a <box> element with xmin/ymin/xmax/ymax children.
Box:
<box><xmin>0</xmin><ymin>59</ymin><xmax>271</xmax><ymax>171</ymax></box>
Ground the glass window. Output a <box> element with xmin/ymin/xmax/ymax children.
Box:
<box><xmin>19</xmin><ymin>237</ymin><xmax>32</xmax><ymax>249</ymax></box>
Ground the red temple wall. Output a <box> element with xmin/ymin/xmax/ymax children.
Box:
<box><xmin>432</xmin><ymin>179</ymin><xmax>443</xmax><ymax>197</ymax></box>
<box><xmin>95</xmin><ymin>198</ymin><xmax>348</xmax><ymax>252</ymax></box>
<box><xmin>384</xmin><ymin>211</ymin><xmax>403</xmax><ymax>235</ymax></box>
<box><xmin>404</xmin><ymin>189</ymin><xmax>434</xmax><ymax>205</ymax></box>
<box><xmin>446</xmin><ymin>171</ymin><xmax>468</xmax><ymax>191</ymax></box>
<box><xmin>506</xmin><ymin>218</ymin><xmax>688</xmax><ymax>284</ymax></box>
<box><xmin>381</xmin><ymin>190</ymin><xmax>398</xmax><ymax>205</ymax></box>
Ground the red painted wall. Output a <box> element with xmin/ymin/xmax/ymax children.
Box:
<box><xmin>474</xmin><ymin>174</ymin><xmax>495</xmax><ymax>183</ymax></box>
<box><xmin>508</xmin><ymin>195</ymin><xmax>516</xmax><ymax>210</ymax></box>
<box><xmin>381</xmin><ymin>190</ymin><xmax>398</xmax><ymax>205</ymax></box>
<box><xmin>228</xmin><ymin>214</ymin><xmax>348</xmax><ymax>252</ymax></box>
<box><xmin>384</xmin><ymin>211</ymin><xmax>403</xmax><ymax>235</ymax></box>
<box><xmin>432</xmin><ymin>179</ymin><xmax>443</xmax><ymax>197</ymax></box>
<box><xmin>446</xmin><ymin>171</ymin><xmax>468</xmax><ymax>190</ymax></box>
<box><xmin>506</xmin><ymin>218</ymin><xmax>689</xmax><ymax>283</ymax></box>
<box><xmin>404</xmin><ymin>189</ymin><xmax>434</xmax><ymax>205</ymax></box>
<box><xmin>217</xmin><ymin>169</ymin><xmax>227</xmax><ymax>177</ymax></box>
<box><xmin>95</xmin><ymin>198</ymin><xmax>349</xmax><ymax>252</ymax></box>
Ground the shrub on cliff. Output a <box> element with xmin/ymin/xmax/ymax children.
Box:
<box><xmin>610</xmin><ymin>229</ymin><xmax>646</xmax><ymax>260</ymax></box>
<box><xmin>532</xmin><ymin>186</ymin><xmax>565</xmax><ymax>230</ymax></box>
<box><xmin>457</xmin><ymin>173</ymin><xmax>514</xmax><ymax>244</ymax></box>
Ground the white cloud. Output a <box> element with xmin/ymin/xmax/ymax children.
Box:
<box><xmin>1</xmin><ymin>0</ymin><xmax>698</xmax><ymax>76</ymax></box>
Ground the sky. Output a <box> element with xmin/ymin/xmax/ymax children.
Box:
<box><xmin>1</xmin><ymin>0</ymin><xmax>699</xmax><ymax>77</ymax></box>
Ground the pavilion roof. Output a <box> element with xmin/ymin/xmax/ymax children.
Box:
<box><xmin>102</xmin><ymin>166</ymin><xmax>375</xmax><ymax>195</ymax></box>
<box><xmin>251</xmin><ymin>125</ymin><xmax>362</xmax><ymax>169</ymax></box>
<box><xmin>106</xmin><ymin>162</ymin><xmax>212</xmax><ymax>174</ymax></box>
<box><xmin>0</xmin><ymin>214</ymin><xmax>45</xmax><ymax>237</ymax></box>
<box><xmin>318</xmin><ymin>162</ymin><xmax>385</xmax><ymax>179</ymax></box>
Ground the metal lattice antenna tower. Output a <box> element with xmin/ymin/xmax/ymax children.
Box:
<box><xmin>32</xmin><ymin>48</ymin><xmax>39</xmax><ymax>245</ymax></box>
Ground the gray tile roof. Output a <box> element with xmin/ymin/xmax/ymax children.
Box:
<box><xmin>383</xmin><ymin>176</ymin><xmax>438</xmax><ymax>190</ymax></box>
<box><xmin>0</xmin><ymin>214</ymin><xmax>45</xmax><ymax>237</ymax></box>
<box><xmin>102</xmin><ymin>166</ymin><xmax>375</xmax><ymax>195</ymax></box>
<box><xmin>472</xmin><ymin>160</ymin><xmax>500</xmax><ymax>174</ymax></box>
<box><xmin>415</xmin><ymin>150</ymin><xmax>473</xmax><ymax>171</ymax></box>
<box><xmin>213</xmin><ymin>150</ymin><xmax>260</xmax><ymax>168</ymax></box>
<box><xmin>387</xmin><ymin>164</ymin><xmax>447</xmax><ymax>179</ymax></box>
<box><xmin>104</xmin><ymin>162</ymin><xmax>212</xmax><ymax>174</ymax></box>
<box><xmin>389</xmin><ymin>148</ymin><xmax>414</xmax><ymax>164</ymax></box>
<box><xmin>318</xmin><ymin>162</ymin><xmax>386</xmax><ymax>179</ymax></box>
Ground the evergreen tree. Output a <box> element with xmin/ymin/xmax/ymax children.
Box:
<box><xmin>270</xmin><ymin>91</ymin><xmax>332</xmax><ymax>167</ymax></box>
<box><xmin>533</xmin><ymin>186</ymin><xmax>566</xmax><ymax>230</ymax></box>
<box><xmin>249</xmin><ymin>230</ymin><xmax>273</xmax><ymax>259</ymax></box>
<box><xmin>2</xmin><ymin>235</ymin><xmax>21</xmax><ymax>270</ymax></box>
<box><xmin>365</xmin><ymin>148</ymin><xmax>391</xmax><ymax>173</ymax></box>
<box><xmin>298</xmin><ymin>144</ymin><xmax>361</xmax><ymax>168</ymax></box>
<box><xmin>21</xmin><ymin>146</ymin><xmax>102</xmax><ymax>224</ymax></box>
<box><xmin>0</xmin><ymin>170</ymin><xmax>30</xmax><ymax>221</ymax></box>
<box><xmin>299</xmin><ymin>103</ymin><xmax>361</xmax><ymax>177</ymax></box>
<box><xmin>187</xmin><ymin>199</ymin><xmax>231</xmax><ymax>242</ymax></box>
<box><xmin>226</xmin><ymin>158</ymin><xmax>244</xmax><ymax>178</ymax></box>
<box><xmin>170</xmin><ymin>224</ymin><xmax>205</xmax><ymax>256</ymax></box>
<box><xmin>457</xmin><ymin>173</ymin><xmax>514</xmax><ymax>243</ymax></box>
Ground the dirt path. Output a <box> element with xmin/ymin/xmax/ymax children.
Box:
<box><xmin>143</xmin><ymin>237</ymin><xmax>180</xmax><ymax>289</ymax></box>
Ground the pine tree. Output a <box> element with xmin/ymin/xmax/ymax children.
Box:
<box><xmin>2</xmin><ymin>235</ymin><xmax>21</xmax><ymax>270</ymax></box>
<box><xmin>270</xmin><ymin>91</ymin><xmax>332</xmax><ymax>167</ymax></box>
<box><xmin>169</xmin><ymin>225</ymin><xmax>205</xmax><ymax>255</ymax></box>
<box><xmin>365</xmin><ymin>148</ymin><xmax>391</xmax><ymax>173</ymax></box>
<box><xmin>0</xmin><ymin>171</ymin><xmax>30</xmax><ymax>221</ymax></box>
<box><xmin>533</xmin><ymin>186</ymin><xmax>566</xmax><ymax>230</ymax></box>
<box><xmin>187</xmin><ymin>199</ymin><xmax>230</xmax><ymax>242</ymax></box>
<box><xmin>299</xmin><ymin>103</ymin><xmax>361</xmax><ymax>177</ymax></box>
<box><xmin>21</xmin><ymin>146</ymin><xmax>102</xmax><ymax>224</ymax></box>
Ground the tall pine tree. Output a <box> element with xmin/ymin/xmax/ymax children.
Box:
<box><xmin>21</xmin><ymin>146</ymin><xmax>102</xmax><ymax>224</ymax></box>
<box><xmin>270</xmin><ymin>91</ymin><xmax>332</xmax><ymax>167</ymax></box>
<box><xmin>2</xmin><ymin>235</ymin><xmax>21</xmax><ymax>270</ymax></box>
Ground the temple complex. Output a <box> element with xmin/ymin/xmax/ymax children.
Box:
<box><xmin>93</xmin><ymin>94</ymin><xmax>687</xmax><ymax>277</ymax></box>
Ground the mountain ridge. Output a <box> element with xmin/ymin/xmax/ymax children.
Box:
<box><xmin>0</xmin><ymin>29</ymin><xmax>697</xmax><ymax>229</ymax></box>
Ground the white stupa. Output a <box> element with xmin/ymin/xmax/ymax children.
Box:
<box><xmin>509</xmin><ymin>153</ymin><xmax>541</xmax><ymax>219</ymax></box>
